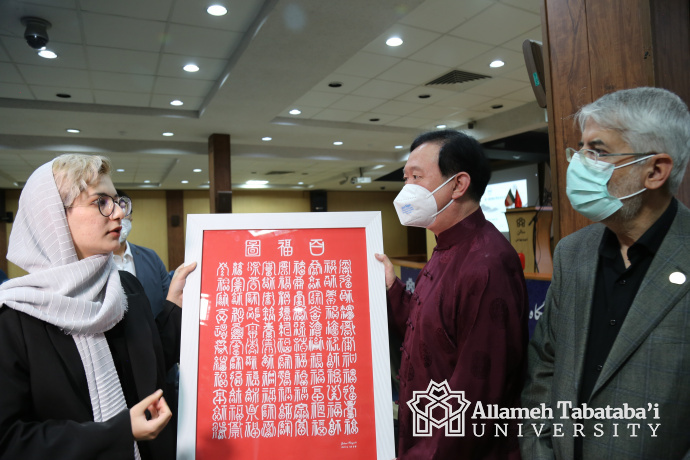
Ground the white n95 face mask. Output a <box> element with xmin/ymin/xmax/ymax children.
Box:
<box><xmin>393</xmin><ymin>174</ymin><xmax>457</xmax><ymax>227</ymax></box>
<box><xmin>119</xmin><ymin>218</ymin><xmax>132</xmax><ymax>243</ymax></box>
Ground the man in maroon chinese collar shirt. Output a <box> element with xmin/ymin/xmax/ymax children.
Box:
<box><xmin>377</xmin><ymin>130</ymin><xmax>528</xmax><ymax>459</ymax></box>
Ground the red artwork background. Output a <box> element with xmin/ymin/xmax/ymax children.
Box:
<box><xmin>196</xmin><ymin>227</ymin><xmax>377</xmax><ymax>459</ymax></box>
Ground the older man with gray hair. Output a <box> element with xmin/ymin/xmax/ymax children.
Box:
<box><xmin>521</xmin><ymin>87</ymin><xmax>690</xmax><ymax>459</ymax></box>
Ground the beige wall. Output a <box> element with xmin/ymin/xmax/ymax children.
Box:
<box><xmin>3</xmin><ymin>188</ymin><xmax>410</xmax><ymax>280</ymax></box>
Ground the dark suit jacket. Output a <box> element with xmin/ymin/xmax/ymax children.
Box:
<box><xmin>521</xmin><ymin>202</ymin><xmax>690</xmax><ymax>459</ymax></box>
<box><xmin>129</xmin><ymin>242</ymin><xmax>171</xmax><ymax>318</ymax></box>
<box><xmin>0</xmin><ymin>271</ymin><xmax>181</xmax><ymax>460</ymax></box>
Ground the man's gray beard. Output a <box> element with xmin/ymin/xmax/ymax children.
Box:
<box><xmin>605</xmin><ymin>168</ymin><xmax>646</xmax><ymax>224</ymax></box>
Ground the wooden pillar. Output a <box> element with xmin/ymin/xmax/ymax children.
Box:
<box><xmin>166</xmin><ymin>190</ymin><xmax>184</xmax><ymax>270</ymax></box>
<box><xmin>542</xmin><ymin>0</ymin><xmax>690</xmax><ymax>242</ymax></box>
<box><xmin>208</xmin><ymin>133</ymin><xmax>232</xmax><ymax>213</ymax></box>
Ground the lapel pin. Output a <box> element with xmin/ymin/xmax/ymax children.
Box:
<box><xmin>669</xmin><ymin>272</ymin><xmax>686</xmax><ymax>285</ymax></box>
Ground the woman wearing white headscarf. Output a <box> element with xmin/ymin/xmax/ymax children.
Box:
<box><xmin>0</xmin><ymin>154</ymin><xmax>195</xmax><ymax>459</ymax></box>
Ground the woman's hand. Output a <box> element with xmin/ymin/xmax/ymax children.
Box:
<box><xmin>166</xmin><ymin>262</ymin><xmax>197</xmax><ymax>308</ymax></box>
<box><xmin>130</xmin><ymin>389</ymin><xmax>171</xmax><ymax>441</ymax></box>
<box><xmin>374</xmin><ymin>253</ymin><xmax>396</xmax><ymax>290</ymax></box>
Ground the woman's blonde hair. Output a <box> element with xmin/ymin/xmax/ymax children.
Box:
<box><xmin>52</xmin><ymin>154</ymin><xmax>112</xmax><ymax>207</ymax></box>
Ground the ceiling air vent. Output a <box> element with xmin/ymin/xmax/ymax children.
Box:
<box><xmin>425</xmin><ymin>70</ymin><xmax>491</xmax><ymax>86</ymax></box>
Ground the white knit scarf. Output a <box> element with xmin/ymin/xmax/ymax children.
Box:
<box><xmin>0</xmin><ymin>161</ymin><xmax>140</xmax><ymax>459</ymax></box>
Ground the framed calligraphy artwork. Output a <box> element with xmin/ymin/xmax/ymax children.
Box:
<box><xmin>177</xmin><ymin>212</ymin><xmax>394</xmax><ymax>459</ymax></box>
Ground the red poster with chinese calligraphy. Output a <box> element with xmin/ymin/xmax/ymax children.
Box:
<box><xmin>178</xmin><ymin>212</ymin><xmax>393</xmax><ymax>460</ymax></box>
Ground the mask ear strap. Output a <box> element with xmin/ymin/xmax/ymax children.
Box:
<box><xmin>431</xmin><ymin>198</ymin><xmax>454</xmax><ymax>218</ymax></box>
<box><xmin>429</xmin><ymin>173</ymin><xmax>458</xmax><ymax>195</ymax></box>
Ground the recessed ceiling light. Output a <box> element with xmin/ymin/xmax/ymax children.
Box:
<box><xmin>193</xmin><ymin>169</ymin><xmax>202</xmax><ymax>173</ymax></box>
<box><xmin>386</xmin><ymin>37</ymin><xmax>403</xmax><ymax>47</ymax></box>
<box><xmin>289</xmin><ymin>109</ymin><xmax>301</xmax><ymax>115</ymax></box>
<box><xmin>395</xmin><ymin>145</ymin><xmax>404</xmax><ymax>149</ymax></box>
<box><xmin>183</xmin><ymin>64</ymin><xmax>199</xmax><ymax>72</ymax></box>
<box><xmin>418</xmin><ymin>94</ymin><xmax>431</xmax><ymax>99</ymax></box>
<box><xmin>162</xmin><ymin>132</ymin><xmax>174</xmax><ymax>136</ymax></box>
<box><xmin>144</xmin><ymin>180</ymin><xmax>151</xmax><ymax>184</ymax></box>
<box><xmin>38</xmin><ymin>49</ymin><xmax>57</xmax><ymax>59</ymax></box>
<box><xmin>491</xmin><ymin>104</ymin><xmax>504</xmax><ymax>109</ymax></box>
<box><xmin>56</xmin><ymin>93</ymin><xmax>71</xmax><ymax>98</ymax></box>
<box><xmin>328</xmin><ymin>82</ymin><xmax>343</xmax><ymax>88</ymax></box>
<box><xmin>170</xmin><ymin>100</ymin><xmax>183</xmax><ymax>106</ymax></box>
<box><xmin>66</xmin><ymin>128</ymin><xmax>80</xmax><ymax>134</ymax></box>
<box><xmin>246</xmin><ymin>180</ymin><xmax>269</xmax><ymax>188</ymax></box>
<box><xmin>490</xmin><ymin>60</ymin><xmax>505</xmax><ymax>68</ymax></box>
<box><xmin>369</xmin><ymin>118</ymin><xmax>380</xmax><ymax>122</ymax></box>
<box><xmin>298</xmin><ymin>181</ymin><xmax>304</xmax><ymax>185</ymax></box>
<box><xmin>181</xmin><ymin>180</ymin><xmax>189</xmax><ymax>184</ymax></box>
<box><xmin>116</xmin><ymin>169</ymin><xmax>125</xmax><ymax>172</ymax></box>
<box><xmin>207</xmin><ymin>5</ymin><xmax>227</xmax><ymax>16</ymax></box>
<box><xmin>262</xmin><ymin>136</ymin><xmax>272</xmax><ymax>141</ymax></box>
<box><xmin>436</xmin><ymin>124</ymin><xmax>447</xmax><ymax>129</ymax></box>
<box><xmin>356</xmin><ymin>185</ymin><xmax>362</xmax><ymax>189</ymax></box>
<box><xmin>333</xmin><ymin>141</ymin><xmax>343</xmax><ymax>146</ymax></box>
<box><xmin>372</xmin><ymin>165</ymin><xmax>384</xmax><ymax>170</ymax></box>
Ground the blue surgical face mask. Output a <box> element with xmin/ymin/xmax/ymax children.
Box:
<box><xmin>566</xmin><ymin>152</ymin><xmax>653</xmax><ymax>222</ymax></box>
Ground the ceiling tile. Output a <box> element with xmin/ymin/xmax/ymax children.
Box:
<box><xmin>294</xmin><ymin>91</ymin><xmax>345</xmax><ymax>108</ymax></box>
<box><xmin>469</xmin><ymin>97</ymin><xmax>527</xmax><ymax>113</ymax></box>
<box><xmin>334</xmin><ymin>52</ymin><xmax>401</xmax><ymax>79</ymax></box>
<box><xmin>82</xmin><ymin>13</ymin><xmax>167</xmax><ymax>52</ymax></box>
<box><xmin>153</xmin><ymin>76</ymin><xmax>214</xmax><ymax>97</ymax></box>
<box><xmin>170</xmin><ymin>0</ymin><xmax>265</xmax><ymax>31</ymax></box>
<box><xmin>362</xmin><ymin>24</ymin><xmax>442</xmax><ymax>59</ymax></box>
<box><xmin>164</xmin><ymin>24</ymin><xmax>243</xmax><ymax>59</ymax></box>
<box><xmin>2</xmin><ymin>36</ymin><xmax>86</xmax><ymax>68</ymax></box>
<box><xmin>409</xmin><ymin>35</ymin><xmax>493</xmax><ymax>67</ymax></box>
<box><xmin>0</xmin><ymin>83</ymin><xmax>34</xmax><ymax>99</ymax></box>
<box><xmin>311</xmin><ymin>108</ymin><xmax>360</xmax><ymax>122</ymax></box>
<box><xmin>86</xmin><ymin>47</ymin><xmax>158</xmax><ymax>74</ymax></box>
<box><xmin>0</xmin><ymin>4</ymin><xmax>83</xmax><ymax>44</ymax></box>
<box><xmin>373</xmin><ymin>100</ymin><xmax>427</xmax><ymax>116</ymax></box>
<box><xmin>395</xmin><ymin>85</ymin><xmax>458</xmax><ymax>104</ymax></box>
<box><xmin>312</xmin><ymin>73</ymin><xmax>370</xmax><ymax>94</ymax></box>
<box><xmin>157</xmin><ymin>54</ymin><xmax>227</xmax><ymax>79</ymax></box>
<box><xmin>386</xmin><ymin>116</ymin><xmax>431</xmax><ymax>129</ymax></box>
<box><xmin>0</xmin><ymin>62</ymin><xmax>24</xmax><ymax>83</ymax></box>
<box><xmin>432</xmin><ymin>91</ymin><xmax>493</xmax><ymax>108</ymax></box>
<box><xmin>330</xmin><ymin>94</ymin><xmax>388</xmax><ymax>112</ymax></box>
<box><xmin>377</xmin><ymin>59</ymin><xmax>450</xmax><ymax>85</ymax></box>
<box><xmin>150</xmin><ymin>94</ymin><xmax>203</xmax><ymax>110</ymax></box>
<box><xmin>31</xmin><ymin>86</ymin><xmax>94</xmax><ymax>102</ymax></box>
<box><xmin>350</xmin><ymin>113</ymin><xmax>401</xmax><ymax>124</ymax></box>
<box><xmin>500</xmin><ymin>0</ymin><xmax>542</xmax><ymax>14</ymax></box>
<box><xmin>90</xmin><ymin>71</ymin><xmax>155</xmax><ymax>93</ymax></box>
<box><xmin>454</xmin><ymin>47</ymin><xmax>525</xmax><ymax>78</ymax></box>
<box><xmin>502</xmin><ymin>65</ymin><xmax>529</xmax><ymax>81</ymax></box>
<box><xmin>93</xmin><ymin>90</ymin><xmax>151</xmax><ymax>106</ymax></box>
<box><xmin>503</xmin><ymin>85</ymin><xmax>538</xmax><ymax>103</ymax></box>
<box><xmin>351</xmin><ymin>80</ymin><xmax>415</xmax><ymax>99</ymax></box>
<box><xmin>465</xmin><ymin>77</ymin><xmax>528</xmax><ymax>97</ymax></box>
<box><xmin>278</xmin><ymin>105</ymin><xmax>322</xmax><ymax>118</ymax></box>
<box><xmin>19</xmin><ymin>64</ymin><xmax>90</xmax><ymax>87</ymax></box>
<box><xmin>400</xmin><ymin>0</ymin><xmax>495</xmax><ymax>33</ymax></box>
<box><xmin>408</xmin><ymin>105</ymin><xmax>464</xmax><ymax>120</ymax></box>
<box><xmin>449</xmin><ymin>3</ymin><xmax>540</xmax><ymax>46</ymax></box>
<box><xmin>501</xmin><ymin>26</ymin><xmax>542</xmax><ymax>52</ymax></box>
<box><xmin>79</xmin><ymin>0</ymin><xmax>174</xmax><ymax>21</ymax></box>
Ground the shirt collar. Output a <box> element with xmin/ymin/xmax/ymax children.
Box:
<box><xmin>599</xmin><ymin>198</ymin><xmax>678</xmax><ymax>261</ymax></box>
<box><xmin>435</xmin><ymin>207</ymin><xmax>486</xmax><ymax>251</ymax></box>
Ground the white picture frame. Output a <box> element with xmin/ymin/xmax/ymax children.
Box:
<box><xmin>177</xmin><ymin>211</ymin><xmax>394</xmax><ymax>459</ymax></box>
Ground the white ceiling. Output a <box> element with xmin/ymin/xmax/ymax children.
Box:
<box><xmin>0</xmin><ymin>0</ymin><xmax>546</xmax><ymax>192</ymax></box>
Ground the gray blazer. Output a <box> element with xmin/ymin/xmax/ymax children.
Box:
<box><xmin>521</xmin><ymin>201</ymin><xmax>690</xmax><ymax>460</ymax></box>
<box><xmin>129</xmin><ymin>242</ymin><xmax>171</xmax><ymax>318</ymax></box>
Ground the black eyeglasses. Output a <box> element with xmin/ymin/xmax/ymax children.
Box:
<box><xmin>67</xmin><ymin>195</ymin><xmax>132</xmax><ymax>217</ymax></box>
